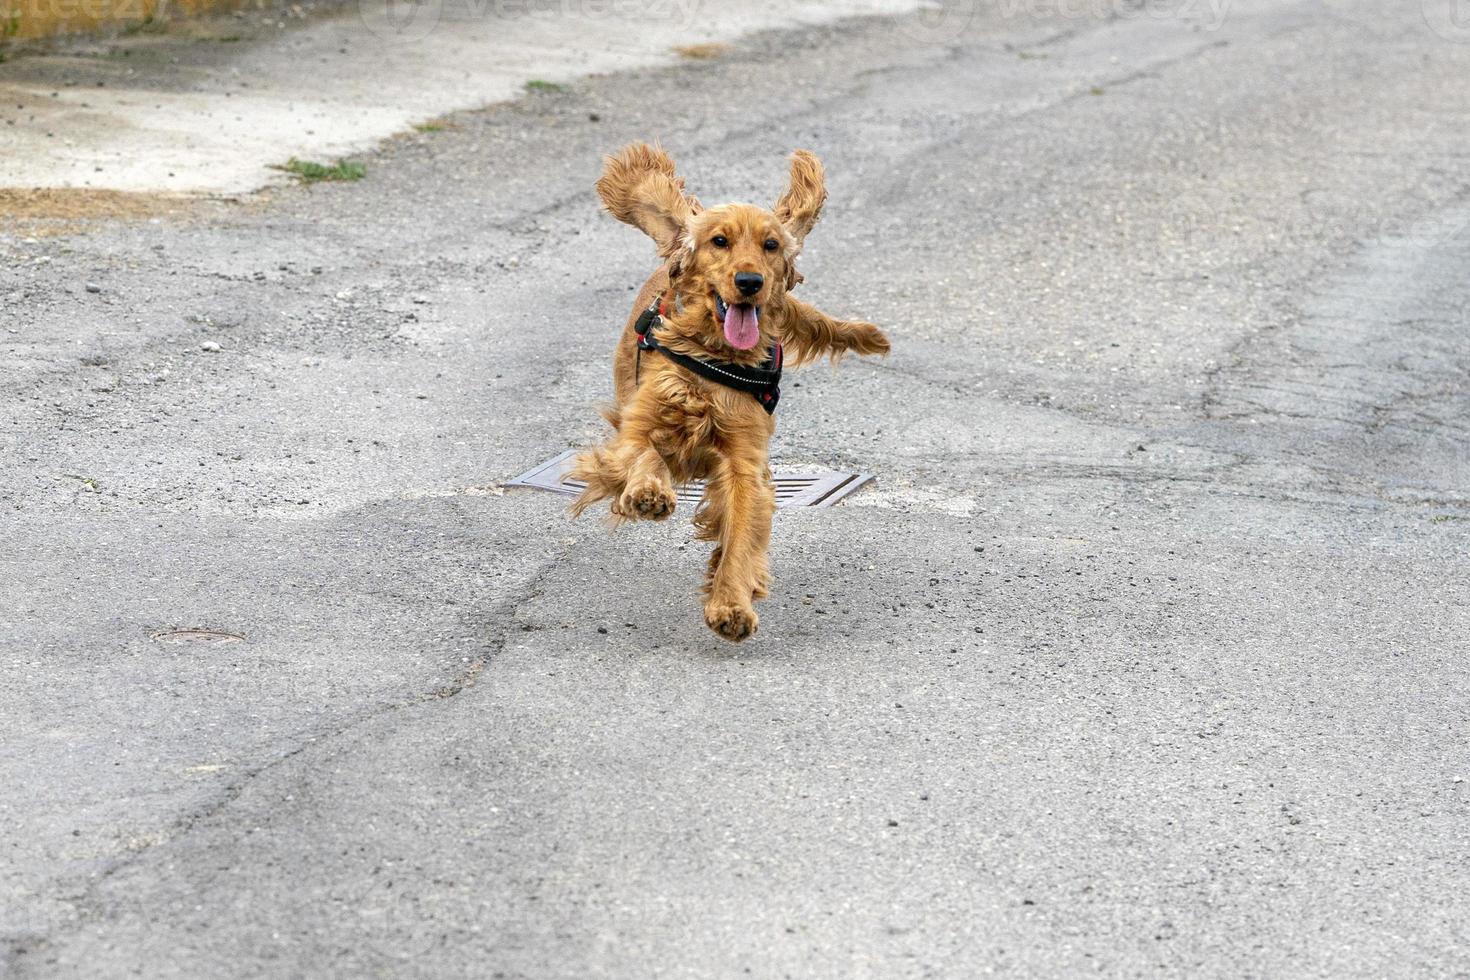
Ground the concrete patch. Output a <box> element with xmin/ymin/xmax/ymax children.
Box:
<box><xmin>0</xmin><ymin>0</ymin><xmax>922</xmax><ymax>195</ymax></box>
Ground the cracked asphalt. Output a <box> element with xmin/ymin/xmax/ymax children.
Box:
<box><xmin>3</xmin><ymin>1</ymin><xmax>1470</xmax><ymax>976</ymax></box>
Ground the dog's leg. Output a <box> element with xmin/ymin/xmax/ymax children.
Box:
<box><xmin>570</xmin><ymin>391</ymin><xmax>677</xmax><ymax>521</ymax></box>
<box><xmin>698</xmin><ymin>451</ymin><xmax>775</xmax><ymax>642</ymax></box>
<box><xmin>616</xmin><ymin>443</ymin><xmax>678</xmax><ymax>520</ymax></box>
<box><xmin>781</xmin><ymin>296</ymin><xmax>890</xmax><ymax>365</ymax></box>
<box><xmin>570</xmin><ymin>441</ymin><xmax>676</xmax><ymax>521</ymax></box>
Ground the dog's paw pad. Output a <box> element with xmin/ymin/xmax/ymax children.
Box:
<box><xmin>621</xmin><ymin>482</ymin><xmax>676</xmax><ymax>521</ymax></box>
<box><xmin>705</xmin><ymin>602</ymin><xmax>758</xmax><ymax>642</ymax></box>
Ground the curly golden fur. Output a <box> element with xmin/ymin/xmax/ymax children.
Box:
<box><xmin>571</xmin><ymin>143</ymin><xmax>890</xmax><ymax>642</ymax></box>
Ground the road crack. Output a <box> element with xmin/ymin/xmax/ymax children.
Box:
<box><xmin>6</xmin><ymin>536</ymin><xmax>572</xmax><ymax>977</ymax></box>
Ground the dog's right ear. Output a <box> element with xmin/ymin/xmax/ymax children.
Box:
<box><xmin>595</xmin><ymin>143</ymin><xmax>696</xmax><ymax>265</ymax></box>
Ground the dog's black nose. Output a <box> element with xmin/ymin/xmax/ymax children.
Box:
<box><xmin>734</xmin><ymin>272</ymin><xmax>764</xmax><ymax>297</ymax></box>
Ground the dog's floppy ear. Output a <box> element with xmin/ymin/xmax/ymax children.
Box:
<box><xmin>596</xmin><ymin>143</ymin><xmax>696</xmax><ymax>264</ymax></box>
<box><xmin>773</xmin><ymin>149</ymin><xmax>826</xmax><ymax>249</ymax></box>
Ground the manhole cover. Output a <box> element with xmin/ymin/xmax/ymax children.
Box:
<box><xmin>507</xmin><ymin>450</ymin><xmax>873</xmax><ymax>509</ymax></box>
<box><xmin>151</xmin><ymin>628</ymin><xmax>245</xmax><ymax>646</ymax></box>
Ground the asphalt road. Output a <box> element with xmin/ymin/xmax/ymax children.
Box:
<box><xmin>4</xmin><ymin>1</ymin><xmax>1470</xmax><ymax>976</ymax></box>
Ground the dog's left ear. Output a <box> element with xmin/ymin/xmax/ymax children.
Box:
<box><xmin>773</xmin><ymin>150</ymin><xmax>827</xmax><ymax>250</ymax></box>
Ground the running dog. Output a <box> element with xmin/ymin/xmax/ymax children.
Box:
<box><xmin>571</xmin><ymin>143</ymin><xmax>890</xmax><ymax>642</ymax></box>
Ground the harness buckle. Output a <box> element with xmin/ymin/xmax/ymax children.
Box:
<box><xmin>634</xmin><ymin>305</ymin><xmax>662</xmax><ymax>350</ymax></box>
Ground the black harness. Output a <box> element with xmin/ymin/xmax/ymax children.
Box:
<box><xmin>633</xmin><ymin>300</ymin><xmax>783</xmax><ymax>414</ymax></box>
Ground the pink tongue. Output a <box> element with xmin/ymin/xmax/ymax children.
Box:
<box><xmin>723</xmin><ymin>303</ymin><xmax>760</xmax><ymax>349</ymax></box>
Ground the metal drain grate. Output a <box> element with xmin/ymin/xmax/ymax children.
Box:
<box><xmin>507</xmin><ymin>449</ymin><xmax>873</xmax><ymax>509</ymax></box>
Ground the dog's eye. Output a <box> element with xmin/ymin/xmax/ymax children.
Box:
<box><xmin>763</xmin><ymin>238</ymin><xmax>779</xmax><ymax>252</ymax></box>
<box><xmin>711</xmin><ymin>235</ymin><xmax>729</xmax><ymax>248</ymax></box>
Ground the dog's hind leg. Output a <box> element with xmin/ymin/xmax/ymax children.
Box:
<box><xmin>568</xmin><ymin>444</ymin><xmax>618</xmax><ymax>517</ymax></box>
<box><xmin>697</xmin><ymin>452</ymin><xmax>775</xmax><ymax>642</ymax></box>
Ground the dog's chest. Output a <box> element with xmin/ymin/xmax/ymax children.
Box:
<box><xmin>650</xmin><ymin>375</ymin><xmax>771</xmax><ymax>463</ymax></box>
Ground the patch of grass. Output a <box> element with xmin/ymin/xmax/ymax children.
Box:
<box><xmin>675</xmin><ymin>42</ymin><xmax>729</xmax><ymax>59</ymax></box>
<box><xmin>1089</xmin><ymin>86</ymin><xmax>1105</xmax><ymax>96</ymax></box>
<box><xmin>1430</xmin><ymin>514</ymin><xmax>1470</xmax><ymax>524</ymax></box>
<box><xmin>524</xmin><ymin>79</ymin><xmax>565</xmax><ymax>93</ymax></box>
<box><xmin>4</xmin><ymin>11</ymin><xmax>21</xmax><ymax>38</ymax></box>
<box><xmin>278</xmin><ymin>158</ymin><xmax>366</xmax><ymax>183</ymax></box>
<box><xmin>1016</xmin><ymin>50</ymin><xmax>1047</xmax><ymax>60</ymax></box>
<box><xmin>413</xmin><ymin>121</ymin><xmax>448</xmax><ymax>132</ymax></box>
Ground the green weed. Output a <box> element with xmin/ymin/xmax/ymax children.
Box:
<box><xmin>278</xmin><ymin>158</ymin><xmax>366</xmax><ymax>183</ymax></box>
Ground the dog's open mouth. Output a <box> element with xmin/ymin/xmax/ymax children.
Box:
<box><xmin>714</xmin><ymin>293</ymin><xmax>761</xmax><ymax>350</ymax></box>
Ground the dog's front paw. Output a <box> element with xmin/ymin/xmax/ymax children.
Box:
<box><xmin>618</xmin><ymin>480</ymin><xmax>677</xmax><ymax>521</ymax></box>
<box><xmin>704</xmin><ymin>601</ymin><xmax>758</xmax><ymax>642</ymax></box>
